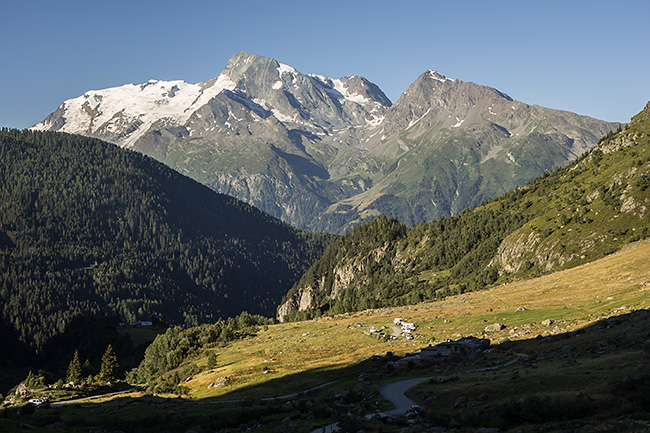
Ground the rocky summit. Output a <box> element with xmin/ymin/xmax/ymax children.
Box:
<box><xmin>34</xmin><ymin>52</ymin><xmax>618</xmax><ymax>233</ymax></box>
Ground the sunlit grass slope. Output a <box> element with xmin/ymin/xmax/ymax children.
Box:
<box><xmin>179</xmin><ymin>237</ymin><xmax>650</xmax><ymax>400</ymax></box>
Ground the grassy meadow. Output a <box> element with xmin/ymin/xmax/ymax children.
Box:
<box><xmin>3</xmin><ymin>238</ymin><xmax>650</xmax><ymax>432</ymax></box>
<box><xmin>178</xmin><ymin>237</ymin><xmax>650</xmax><ymax>402</ymax></box>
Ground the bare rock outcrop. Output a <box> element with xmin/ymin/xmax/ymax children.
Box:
<box><xmin>277</xmin><ymin>286</ymin><xmax>317</xmax><ymax>322</ymax></box>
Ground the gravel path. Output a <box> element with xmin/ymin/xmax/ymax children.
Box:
<box><xmin>378</xmin><ymin>376</ymin><xmax>431</xmax><ymax>415</ymax></box>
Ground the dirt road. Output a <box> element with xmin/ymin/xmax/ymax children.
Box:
<box><xmin>378</xmin><ymin>376</ymin><xmax>431</xmax><ymax>415</ymax></box>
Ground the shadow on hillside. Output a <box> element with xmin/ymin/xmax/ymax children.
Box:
<box><xmin>190</xmin><ymin>307</ymin><xmax>650</xmax><ymax>403</ymax></box>
<box><xmin>194</xmin><ymin>358</ymin><xmax>389</xmax><ymax>403</ymax></box>
<box><xmin>8</xmin><ymin>310</ymin><xmax>650</xmax><ymax>433</ymax></box>
<box><xmin>394</xmin><ymin>307</ymin><xmax>650</xmax><ymax>431</ymax></box>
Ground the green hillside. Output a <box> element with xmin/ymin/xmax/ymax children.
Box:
<box><xmin>278</xmin><ymin>102</ymin><xmax>650</xmax><ymax>321</ymax></box>
<box><xmin>0</xmin><ymin>129</ymin><xmax>332</xmax><ymax>356</ymax></box>
<box><xmin>8</xmin><ymin>236</ymin><xmax>650</xmax><ymax>432</ymax></box>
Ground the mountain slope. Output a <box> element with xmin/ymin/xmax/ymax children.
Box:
<box><xmin>278</xmin><ymin>102</ymin><xmax>650</xmax><ymax>321</ymax></box>
<box><xmin>34</xmin><ymin>53</ymin><xmax>618</xmax><ymax>232</ymax></box>
<box><xmin>329</xmin><ymin>70</ymin><xmax>615</xmax><ymax>227</ymax></box>
<box><xmin>33</xmin><ymin>52</ymin><xmax>390</xmax><ymax>231</ymax></box>
<box><xmin>0</xmin><ymin>129</ymin><xmax>332</xmax><ymax>351</ymax></box>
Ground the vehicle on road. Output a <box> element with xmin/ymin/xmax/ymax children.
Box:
<box><xmin>406</xmin><ymin>405</ymin><xmax>421</xmax><ymax>416</ymax></box>
<box><xmin>27</xmin><ymin>398</ymin><xmax>50</xmax><ymax>408</ymax></box>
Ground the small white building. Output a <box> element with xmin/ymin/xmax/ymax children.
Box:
<box><xmin>401</xmin><ymin>322</ymin><xmax>415</xmax><ymax>332</ymax></box>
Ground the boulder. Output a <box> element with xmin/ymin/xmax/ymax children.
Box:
<box><xmin>484</xmin><ymin>323</ymin><xmax>506</xmax><ymax>332</ymax></box>
<box><xmin>208</xmin><ymin>376</ymin><xmax>231</xmax><ymax>388</ymax></box>
<box><xmin>454</xmin><ymin>395</ymin><xmax>468</xmax><ymax>408</ymax></box>
<box><xmin>432</xmin><ymin>375</ymin><xmax>459</xmax><ymax>384</ymax></box>
<box><xmin>498</xmin><ymin>337</ymin><xmax>512</xmax><ymax>346</ymax></box>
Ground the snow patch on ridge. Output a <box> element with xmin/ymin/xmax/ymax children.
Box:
<box><xmin>277</xmin><ymin>62</ymin><xmax>296</xmax><ymax>76</ymax></box>
<box><xmin>308</xmin><ymin>74</ymin><xmax>331</xmax><ymax>86</ymax></box>
<box><xmin>308</xmin><ymin>73</ymin><xmax>380</xmax><ymax>107</ymax></box>
<box><xmin>272</xmin><ymin>109</ymin><xmax>296</xmax><ymax>123</ymax></box>
<box><xmin>332</xmin><ymin>79</ymin><xmax>371</xmax><ymax>105</ymax></box>
<box><xmin>366</xmin><ymin>112</ymin><xmax>385</xmax><ymax>127</ymax></box>
<box><xmin>407</xmin><ymin>108</ymin><xmax>432</xmax><ymax>129</ymax></box>
<box><xmin>427</xmin><ymin>70</ymin><xmax>454</xmax><ymax>82</ymax></box>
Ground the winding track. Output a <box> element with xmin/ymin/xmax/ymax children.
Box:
<box><xmin>377</xmin><ymin>376</ymin><xmax>431</xmax><ymax>415</ymax></box>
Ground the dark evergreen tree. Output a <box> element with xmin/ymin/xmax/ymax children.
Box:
<box><xmin>206</xmin><ymin>351</ymin><xmax>217</xmax><ymax>370</ymax></box>
<box><xmin>22</xmin><ymin>371</ymin><xmax>45</xmax><ymax>389</ymax></box>
<box><xmin>99</xmin><ymin>344</ymin><xmax>119</xmax><ymax>382</ymax></box>
<box><xmin>66</xmin><ymin>350</ymin><xmax>82</xmax><ymax>384</ymax></box>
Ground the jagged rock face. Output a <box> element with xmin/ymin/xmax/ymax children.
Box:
<box><xmin>490</xmin><ymin>229</ymin><xmax>542</xmax><ymax>274</ymax></box>
<box><xmin>347</xmin><ymin>70</ymin><xmax>619</xmax><ymax>225</ymax></box>
<box><xmin>277</xmin><ymin>286</ymin><xmax>317</xmax><ymax>322</ymax></box>
<box><xmin>33</xmin><ymin>53</ymin><xmax>618</xmax><ymax>233</ymax></box>
<box><xmin>277</xmin><ymin>242</ymin><xmax>389</xmax><ymax>321</ymax></box>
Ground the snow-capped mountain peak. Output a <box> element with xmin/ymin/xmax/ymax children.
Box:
<box><xmin>32</xmin><ymin>51</ymin><xmax>618</xmax><ymax>235</ymax></box>
<box><xmin>33</xmin><ymin>52</ymin><xmax>391</xmax><ymax>148</ymax></box>
<box><xmin>33</xmin><ymin>74</ymin><xmax>237</xmax><ymax>147</ymax></box>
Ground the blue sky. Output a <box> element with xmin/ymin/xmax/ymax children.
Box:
<box><xmin>2</xmin><ymin>0</ymin><xmax>648</xmax><ymax>129</ymax></box>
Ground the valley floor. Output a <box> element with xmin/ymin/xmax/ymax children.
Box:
<box><xmin>4</xmin><ymin>238</ymin><xmax>650</xmax><ymax>432</ymax></box>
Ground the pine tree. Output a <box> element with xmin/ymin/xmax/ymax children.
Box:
<box><xmin>206</xmin><ymin>351</ymin><xmax>217</xmax><ymax>370</ymax></box>
<box><xmin>99</xmin><ymin>344</ymin><xmax>119</xmax><ymax>382</ymax></box>
<box><xmin>66</xmin><ymin>350</ymin><xmax>82</xmax><ymax>384</ymax></box>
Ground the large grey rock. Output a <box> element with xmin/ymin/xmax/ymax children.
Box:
<box><xmin>485</xmin><ymin>323</ymin><xmax>506</xmax><ymax>332</ymax></box>
<box><xmin>454</xmin><ymin>395</ymin><xmax>468</xmax><ymax>407</ymax></box>
<box><xmin>208</xmin><ymin>376</ymin><xmax>231</xmax><ymax>388</ymax></box>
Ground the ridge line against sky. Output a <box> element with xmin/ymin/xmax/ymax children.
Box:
<box><xmin>2</xmin><ymin>0</ymin><xmax>649</xmax><ymax>129</ymax></box>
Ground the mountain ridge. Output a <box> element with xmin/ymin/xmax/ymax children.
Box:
<box><xmin>33</xmin><ymin>52</ymin><xmax>619</xmax><ymax>232</ymax></box>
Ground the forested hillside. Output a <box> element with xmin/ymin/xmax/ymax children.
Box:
<box><xmin>278</xmin><ymin>102</ymin><xmax>650</xmax><ymax>321</ymax></box>
<box><xmin>0</xmin><ymin>129</ymin><xmax>332</xmax><ymax>353</ymax></box>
